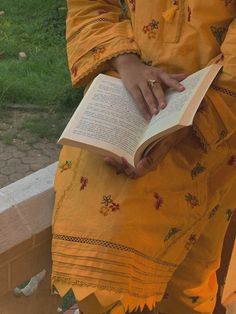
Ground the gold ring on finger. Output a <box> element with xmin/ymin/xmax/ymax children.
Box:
<box><xmin>147</xmin><ymin>79</ymin><xmax>161</xmax><ymax>89</ymax></box>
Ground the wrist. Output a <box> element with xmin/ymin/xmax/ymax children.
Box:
<box><xmin>108</xmin><ymin>53</ymin><xmax>141</xmax><ymax>71</ymax></box>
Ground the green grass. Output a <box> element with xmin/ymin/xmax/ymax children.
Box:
<box><xmin>0</xmin><ymin>0</ymin><xmax>83</xmax><ymax>140</ymax></box>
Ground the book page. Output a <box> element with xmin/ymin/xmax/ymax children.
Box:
<box><xmin>60</xmin><ymin>74</ymin><xmax>148</xmax><ymax>162</ymax></box>
<box><xmin>139</xmin><ymin>66</ymin><xmax>214</xmax><ymax>146</ymax></box>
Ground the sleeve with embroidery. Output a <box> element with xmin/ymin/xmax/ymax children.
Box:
<box><xmin>66</xmin><ymin>0</ymin><xmax>140</xmax><ymax>87</ymax></box>
<box><xmin>193</xmin><ymin>17</ymin><xmax>236</xmax><ymax>151</ymax></box>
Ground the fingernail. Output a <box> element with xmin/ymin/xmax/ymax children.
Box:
<box><xmin>160</xmin><ymin>102</ymin><xmax>166</xmax><ymax>109</ymax></box>
<box><xmin>152</xmin><ymin>108</ymin><xmax>158</xmax><ymax>115</ymax></box>
<box><xmin>179</xmin><ymin>84</ymin><xmax>185</xmax><ymax>91</ymax></box>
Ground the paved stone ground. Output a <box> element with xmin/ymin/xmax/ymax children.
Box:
<box><xmin>0</xmin><ymin>110</ymin><xmax>61</xmax><ymax>188</ymax></box>
<box><xmin>0</xmin><ymin>141</ymin><xmax>60</xmax><ymax>188</ymax></box>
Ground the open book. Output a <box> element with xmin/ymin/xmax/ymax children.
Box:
<box><xmin>59</xmin><ymin>64</ymin><xmax>222</xmax><ymax>167</ymax></box>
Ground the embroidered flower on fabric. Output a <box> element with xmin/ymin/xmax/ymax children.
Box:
<box><xmin>163</xmin><ymin>292</ymin><xmax>169</xmax><ymax>299</ymax></box>
<box><xmin>154</xmin><ymin>192</ymin><xmax>163</xmax><ymax>210</ymax></box>
<box><xmin>208</xmin><ymin>204</ymin><xmax>220</xmax><ymax>219</ymax></box>
<box><xmin>185</xmin><ymin>193</ymin><xmax>200</xmax><ymax>208</ymax></box>
<box><xmin>164</xmin><ymin>227</ymin><xmax>181</xmax><ymax>242</ymax></box>
<box><xmin>100</xmin><ymin>206</ymin><xmax>110</xmax><ymax>216</ymax></box>
<box><xmin>191</xmin><ymin>162</ymin><xmax>206</xmax><ymax>180</ymax></box>
<box><xmin>226</xmin><ymin>209</ymin><xmax>234</xmax><ymax>221</ymax></box>
<box><xmin>98</xmin><ymin>9</ymin><xmax>108</xmax><ymax>14</ymax></box>
<box><xmin>223</xmin><ymin>0</ymin><xmax>233</xmax><ymax>6</ymax></box>
<box><xmin>142</xmin><ymin>19</ymin><xmax>159</xmax><ymax>38</ymax></box>
<box><xmin>91</xmin><ymin>46</ymin><xmax>106</xmax><ymax>60</ymax></box>
<box><xmin>101</xmin><ymin>195</ymin><xmax>113</xmax><ymax>206</ymax></box>
<box><xmin>187</xmin><ymin>6</ymin><xmax>192</xmax><ymax>22</ymax></box>
<box><xmin>227</xmin><ymin>155</ymin><xmax>236</xmax><ymax>166</ymax></box>
<box><xmin>210</xmin><ymin>25</ymin><xmax>228</xmax><ymax>45</ymax></box>
<box><xmin>71</xmin><ymin>64</ymin><xmax>78</xmax><ymax>77</ymax></box>
<box><xmin>80</xmin><ymin>176</ymin><xmax>88</xmax><ymax>191</ymax></box>
<box><xmin>100</xmin><ymin>195</ymin><xmax>120</xmax><ymax>216</ymax></box>
<box><xmin>109</xmin><ymin>202</ymin><xmax>120</xmax><ymax>212</ymax></box>
<box><xmin>185</xmin><ymin>234</ymin><xmax>198</xmax><ymax>250</ymax></box>
<box><xmin>59</xmin><ymin>160</ymin><xmax>72</xmax><ymax>172</ymax></box>
<box><xmin>215</xmin><ymin>129</ymin><xmax>228</xmax><ymax>144</ymax></box>
<box><xmin>128</xmin><ymin>36</ymin><xmax>135</xmax><ymax>43</ymax></box>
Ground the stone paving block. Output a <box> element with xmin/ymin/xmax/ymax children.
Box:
<box><xmin>15</xmin><ymin>143</ymin><xmax>31</xmax><ymax>152</ymax></box>
<box><xmin>0</xmin><ymin>134</ymin><xmax>59</xmax><ymax>188</ymax></box>
<box><xmin>0</xmin><ymin>174</ymin><xmax>9</xmax><ymax>188</ymax></box>
<box><xmin>12</xmin><ymin>150</ymin><xmax>26</xmax><ymax>159</ymax></box>
<box><xmin>27</xmin><ymin>149</ymin><xmax>43</xmax><ymax>158</ymax></box>
<box><xmin>0</xmin><ymin>160</ymin><xmax>6</xmax><ymax>168</ymax></box>
<box><xmin>3</xmin><ymin>146</ymin><xmax>17</xmax><ymax>154</ymax></box>
<box><xmin>6</xmin><ymin>158</ymin><xmax>22</xmax><ymax>167</ymax></box>
<box><xmin>0</xmin><ymin>152</ymin><xmax>14</xmax><ymax>161</ymax></box>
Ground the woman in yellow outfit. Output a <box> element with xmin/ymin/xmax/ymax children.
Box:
<box><xmin>51</xmin><ymin>1</ymin><xmax>236</xmax><ymax>313</ymax></box>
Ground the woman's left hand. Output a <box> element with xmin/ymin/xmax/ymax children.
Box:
<box><xmin>104</xmin><ymin>127</ymin><xmax>190</xmax><ymax>179</ymax></box>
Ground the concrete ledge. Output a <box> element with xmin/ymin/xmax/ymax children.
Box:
<box><xmin>0</xmin><ymin>163</ymin><xmax>57</xmax><ymax>297</ymax></box>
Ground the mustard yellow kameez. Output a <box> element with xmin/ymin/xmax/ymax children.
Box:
<box><xmin>51</xmin><ymin>1</ymin><xmax>236</xmax><ymax>313</ymax></box>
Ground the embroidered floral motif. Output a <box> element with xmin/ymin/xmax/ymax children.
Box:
<box><xmin>128</xmin><ymin>36</ymin><xmax>135</xmax><ymax>43</ymax></box>
<box><xmin>154</xmin><ymin>192</ymin><xmax>163</xmax><ymax>210</ymax></box>
<box><xmin>91</xmin><ymin>46</ymin><xmax>106</xmax><ymax>60</ymax></box>
<box><xmin>215</xmin><ymin>129</ymin><xmax>228</xmax><ymax>144</ymax></box>
<box><xmin>59</xmin><ymin>160</ymin><xmax>72</xmax><ymax>172</ymax></box>
<box><xmin>98</xmin><ymin>9</ymin><xmax>108</xmax><ymax>14</ymax></box>
<box><xmin>227</xmin><ymin>155</ymin><xmax>236</xmax><ymax>166</ymax></box>
<box><xmin>110</xmin><ymin>202</ymin><xmax>120</xmax><ymax>212</ymax></box>
<box><xmin>129</xmin><ymin>0</ymin><xmax>136</xmax><ymax>11</ymax></box>
<box><xmin>100</xmin><ymin>195</ymin><xmax>120</xmax><ymax>216</ymax></box>
<box><xmin>188</xmin><ymin>296</ymin><xmax>200</xmax><ymax>304</ymax></box>
<box><xmin>185</xmin><ymin>193</ymin><xmax>200</xmax><ymax>208</ymax></box>
<box><xmin>163</xmin><ymin>292</ymin><xmax>169</xmax><ymax>299</ymax></box>
<box><xmin>226</xmin><ymin>209</ymin><xmax>234</xmax><ymax>221</ymax></box>
<box><xmin>101</xmin><ymin>195</ymin><xmax>113</xmax><ymax>206</ymax></box>
<box><xmin>143</xmin><ymin>19</ymin><xmax>159</xmax><ymax>38</ymax></box>
<box><xmin>71</xmin><ymin>64</ymin><xmax>78</xmax><ymax>77</ymax></box>
<box><xmin>210</xmin><ymin>25</ymin><xmax>227</xmax><ymax>45</ymax></box>
<box><xmin>191</xmin><ymin>162</ymin><xmax>206</xmax><ymax>180</ymax></box>
<box><xmin>164</xmin><ymin>227</ymin><xmax>181</xmax><ymax>242</ymax></box>
<box><xmin>100</xmin><ymin>206</ymin><xmax>110</xmax><ymax>216</ymax></box>
<box><xmin>208</xmin><ymin>204</ymin><xmax>220</xmax><ymax>219</ymax></box>
<box><xmin>80</xmin><ymin>176</ymin><xmax>88</xmax><ymax>191</ymax></box>
<box><xmin>187</xmin><ymin>6</ymin><xmax>192</xmax><ymax>22</ymax></box>
<box><xmin>223</xmin><ymin>0</ymin><xmax>233</xmax><ymax>6</ymax></box>
<box><xmin>185</xmin><ymin>234</ymin><xmax>198</xmax><ymax>250</ymax></box>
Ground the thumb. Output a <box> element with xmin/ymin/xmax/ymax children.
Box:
<box><xmin>136</xmin><ymin>156</ymin><xmax>155</xmax><ymax>177</ymax></box>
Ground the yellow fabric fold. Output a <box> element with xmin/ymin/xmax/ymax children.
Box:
<box><xmin>193</xmin><ymin>88</ymin><xmax>236</xmax><ymax>152</ymax></box>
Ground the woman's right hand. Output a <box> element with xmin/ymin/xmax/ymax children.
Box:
<box><xmin>109</xmin><ymin>53</ymin><xmax>186</xmax><ymax>120</ymax></box>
